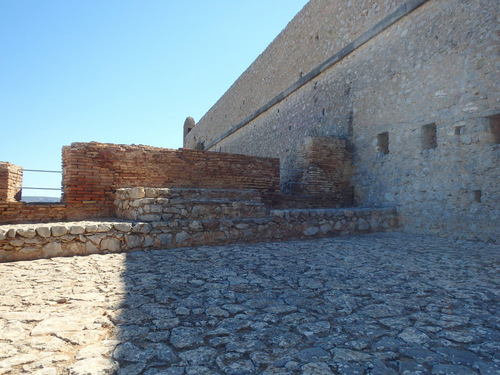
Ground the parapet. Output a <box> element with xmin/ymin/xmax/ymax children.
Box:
<box><xmin>0</xmin><ymin>162</ymin><xmax>23</xmax><ymax>202</ymax></box>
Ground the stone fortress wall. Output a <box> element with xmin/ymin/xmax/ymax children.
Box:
<box><xmin>185</xmin><ymin>0</ymin><xmax>500</xmax><ymax>242</ymax></box>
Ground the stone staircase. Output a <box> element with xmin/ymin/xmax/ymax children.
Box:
<box><xmin>115</xmin><ymin>187</ymin><xmax>268</xmax><ymax>222</ymax></box>
<box><xmin>1</xmin><ymin>190</ymin><xmax>398</xmax><ymax>262</ymax></box>
<box><xmin>1</xmin><ymin>186</ymin><xmax>399</xmax><ymax>262</ymax></box>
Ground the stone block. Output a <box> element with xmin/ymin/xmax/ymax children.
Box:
<box><xmin>175</xmin><ymin>231</ymin><xmax>190</xmax><ymax>244</ymax></box>
<box><xmin>87</xmin><ymin>235</ymin><xmax>103</xmax><ymax>245</ymax></box>
<box><xmin>85</xmin><ymin>241</ymin><xmax>99</xmax><ymax>254</ymax></box>
<box><xmin>36</xmin><ymin>227</ymin><xmax>51</xmax><ymax>238</ymax></box>
<box><xmin>51</xmin><ymin>225</ymin><xmax>69</xmax><ymax>237</ymax></box>
<box><xmin>157</xmin><ymin>234</ymin><xmax>173</xmax><ymax>246</ymax></box>
<box><xmin>129</xmin><ymin>187</ymin><xmax>146</xmax><ymax>199</ymax></box>
<box><xmin>43</xmin><ymin>242</ymin><xmax>63</xmax><ymax>257</ymax></box>
<box><xmin>138</xmin><ymin>214</ymin><xmax>161</xmax><ymax>222</ymax></box>
<box><xmin>114</xmin><ymin>223</ymin><xmax>133</xmax><ymax>232</ymax></box>
<box><xmin>304</xmin><ymin>227</ymin><xmax>319</xmax><ymax>236</ymax></box>
<box><xmin>125</xmin><ymin>234</ymin><xmax>142</xmax><ymax>249</ymax></box>
<box><xmin>132</xmin><ymin>223</ymin><xmax>152</xmax><ymax>234</ymax></box>
<box><xmin>143</xmin><ymin>236</ymin><xmax>155</xmax><ymax>248</ymax></box>
<box><xmin>358</xmin><ymin>219</ymin><xmax>370</xmax><ymax>231</ymax></box>
<box><xmin>17</xmin><ymin>228</ymin><xmax>36</xmax><ymax>238</ymax></box>
<box><xmin>101</xmin><ymin>238</ymin><xmax>121</xmax><ymax>252</ymax></box>
<box><xmin>70</xmin><ymin>225</ymin><xmax>86</xmax><ymax>235</ymax></box>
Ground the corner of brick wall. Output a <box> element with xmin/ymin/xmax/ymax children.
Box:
<box><xmin>0</xmin><ymin>162</ymin><xmax>23</xmax><ymax>202</ymax></box>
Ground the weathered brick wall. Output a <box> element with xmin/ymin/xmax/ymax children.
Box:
<box><xmin>0</xmin><ymin>201</ymin><xmax>114</xmax><ymax>224</ymax></box>
<box><xmin>62</xmin><ymin>142</ymin><xmax>279</xmax><ymax>207</ymax></box>
<box><xmin>0</xmin><ymin>162</ymin><xmax>23</xmax><ymax>202</ymax></box>
<box><xmin>283</xmin><ymin>137</ymin><xmax>353</xmax><ymax>206</ymax></box>
<box><xmin>184</xmin><ymin>0</ymin><xmax>499</xmax><ymax>242</ymax></box>
<box><xmin>0</xmin><ymin>202</ymin><xmax>68</xmax><ymax>223</ymax></box>
<box><xmin>0</xmin><ymin>143</ymin><xmax>280</xmax><ymax>224</ymax></box>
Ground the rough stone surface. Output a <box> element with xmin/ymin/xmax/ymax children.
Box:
<box><xmin>185</xmin><ymin>0</ymin><xmax>499</xmax><ymax>243</ymax></box>
<box><xmin>0</xmin><ymin>233</ymin><xmax>498</xmax><ymax>374</ymax></box>
<box><xmin>0</xmin><ymin>204</ymin><xmax>397</xmax><ymax>262</ymax></box>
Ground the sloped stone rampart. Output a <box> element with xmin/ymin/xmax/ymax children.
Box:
<box><xmin>0</xmin><ymin>207</ymin><xmax>397</xmax><ymax>262</ymax></box>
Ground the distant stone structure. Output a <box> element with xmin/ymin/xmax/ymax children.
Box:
<box><xmin>1</xmin><ymin>142</ymin><xmax>400</xmax><ymax>262</ymax></box>
<box><xmin>184</xmin><ymin>0</ymin><xmax>499</xmax><ymax>242</ymax></box>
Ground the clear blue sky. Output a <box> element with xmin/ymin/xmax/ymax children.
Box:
<box><xmin>0</xmin><ymin>0</ymin><xmax>308</xmax><ymax>196</ymax></box>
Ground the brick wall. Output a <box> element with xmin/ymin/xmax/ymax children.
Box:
<box><xmin>0</xmin><ymin>162</ymin><xmax>23</xmax><ymax>202</ymax></box>
<box><xmin>283</xmin><ymin>137</ymin><xmax>353</xmax><ymax>207</ymax></box>
<box><xmin>0</xmin><ymin>142</ymin><xmax>280</xmax><ymax>224</ymax></box>
<box><xmin>0</xmin><ymin>202</ymin><xmax>67</xmax><ymax>223</ymax></box>
<box><xmin>62</xmin><ymin>142</ymin><xmax>279</xmax><ymax>207</ymax></box>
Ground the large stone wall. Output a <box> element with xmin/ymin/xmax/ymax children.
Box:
<box><xmin>185</xmin><ymin>0</ymin><xmax>499</xmax><ymax>242</ymax></box>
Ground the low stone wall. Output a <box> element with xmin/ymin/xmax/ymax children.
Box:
<box><xmin>0</xmin><ymin>207</ymin><xmax>397</xmax><ymax>262</ymax></box>
<box><xmin>114</xmin><ymin>187</ymin><xmax>268</xmax><ymax>221</ymax></box>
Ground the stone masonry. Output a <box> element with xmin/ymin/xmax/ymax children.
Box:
<box><xmin>0</xmin><ymin>187</ymin><xmax>397</xmax><ymax>262</ymax></box>
<box><xmin>0</xmin><ymin>142</ymin><xmax>280</xmax><ymax>224</ymax></box>
<box><xmin>185</xmin><ymin>0</ymin><xmax>499</xmax><ymax>243</ymax></box>
<box><xmin>0</xmin><ymin>233</ymin><xmax>498</xmax><ymax>374</ymax></box>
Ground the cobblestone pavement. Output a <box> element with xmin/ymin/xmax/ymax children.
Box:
<box><xmin>0</xmin><ymin>233</ymin><xmax>499</xmax><ymax>375</ymax></box>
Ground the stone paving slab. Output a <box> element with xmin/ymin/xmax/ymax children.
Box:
<box><xmin>0</xmin><ymin>233</ymin><xmax>499</xmax><ymax>374</ymax></box>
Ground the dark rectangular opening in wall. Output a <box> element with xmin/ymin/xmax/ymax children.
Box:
<box><xmin>422</xmin><ymin>123</ymin><xmax>437</xmax><ymax>149</ymax></box>
<box><xmin>377</xmin><ymin>132</ymin><xmax>389</xmax><ymax>154</ymax></box>
<box><xmin>489</xmin><ymin>115</ymin><xmax>500</xmax><ymax>144</ymax></box>
<box><xmin>473</xmin><ymin>190</ymin><xmax>482</xmax><ymax>203</ymax></box>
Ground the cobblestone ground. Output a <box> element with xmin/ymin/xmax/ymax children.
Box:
<box><xmin>0</xmin><ymin>233</ymin><xmax>499</xmax><ymax>375</ymax></box>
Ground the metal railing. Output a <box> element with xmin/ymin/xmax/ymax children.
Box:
<box><xmin>21</xmin><ymin>169</ymin><xmax>62</xmax><ymax>199</ymax></box>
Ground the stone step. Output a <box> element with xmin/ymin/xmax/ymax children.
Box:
<box><xmin>115</xmin><ymin>187</ymin><xmax>268</xmax><ymax>221</ymax></box>
<box><xmin>121</xmin><ymin>200</ymin><xmax>268</xmax><ymax>222</ymax></box>
<box><xmin>117</xmin><ymin>187</ymin><xmax>264</xmax><ymax>202</ymax></box>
